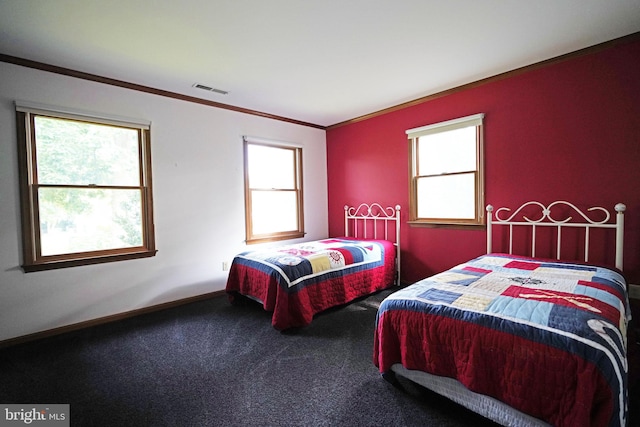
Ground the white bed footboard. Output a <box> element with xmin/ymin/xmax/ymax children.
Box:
<box><xmin>345</xmin><ymin>203</ymin><xmax>401</xmax><ymax>285</ymax></box>
<box><xmin>486</xmin><ymin>201</ymin><xmax>625</xmax><ymax>270</ymax></box>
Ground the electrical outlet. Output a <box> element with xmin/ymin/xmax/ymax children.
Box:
<box><xmin>629</xmin><ymin>284</ymin><xmax>640</xmax><ymax>300</ymax></box>
<box><xmin>222</xmin><ymin>261</ymin><xmax>230</xmax><ymax>271</ymax></box>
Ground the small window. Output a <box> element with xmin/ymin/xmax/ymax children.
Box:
<box><xmin>407</xmin><ymin>113</ymin><xmax>485</xmax><ymax>226</ymax></box>
<box><xmin>243</xmin><ymin>137</ymin><xmax>304</xmax><ymax>244</ymax></box>
<box><xmin>16</xmin><ymin>102</ymin><xmax>156</xmax><ymax>271</ymax></box>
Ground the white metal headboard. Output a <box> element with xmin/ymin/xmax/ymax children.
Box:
<box><xmin>486</xmin><ymin>201</ymin><xmax>626</xmax><ymax>270</ymax></box>
<box><xmin>344</xmin><ymin>203</ymin><xmax>401</xmax><ymax>285</ymax></box>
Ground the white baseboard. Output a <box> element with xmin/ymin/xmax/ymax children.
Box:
<box><xmin>628</xmin><ymin>284</ymin><xmax>640</xmax><ymax>300</ymax></box>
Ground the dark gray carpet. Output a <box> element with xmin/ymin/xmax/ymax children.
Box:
<box><xmin>0</xmin><ymin>289</ymin><xmax>501</xmax><ymax>426</ymax></box>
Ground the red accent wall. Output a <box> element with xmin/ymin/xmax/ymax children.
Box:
<box><xmin>327</xmin><ymin>36</ymin><xmax>640</xmax><ymax>284</ymax></box>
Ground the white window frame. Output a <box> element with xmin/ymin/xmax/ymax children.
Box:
<box><xmin>15</xmin><ymin>101</ymin><xmax>157</xmax><ymax>272</ymax></box>
<box><xmin>407</xmin><ymin>113</ymin><xmax>485</xmax><ymax>226</ymax></box>
<box><xmin>243</xmin><ymin>136</ymin><xmax>304</xmax><ymax>244</ymax></box>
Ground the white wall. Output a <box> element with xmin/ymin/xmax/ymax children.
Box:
<box><xmin>0</xmin><ymin>62</ymin><xmax>328</xmax><ymax>342</ymax></box>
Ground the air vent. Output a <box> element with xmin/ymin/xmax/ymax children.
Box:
<box><xmin>193</xmin><ymin>83</ymin><xmax>229</xmax><ymax>95</ymax></box>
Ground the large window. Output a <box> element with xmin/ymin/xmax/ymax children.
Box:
<box><xmin>16</xmin><ymin>102</ymin><xmax>156</xmax><ymax>271</ymax></box>
<box><xmin>243</xmin><ymin>137</ymin><xmax>304</xmax><ymax>244</ymax></box>
<box><xmin>407</xmin><ymin>113</ymin><xmax>485</xmax><ymax>226</ymax></box>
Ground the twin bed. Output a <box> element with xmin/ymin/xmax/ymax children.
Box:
<box><xmin>375</xmin><ymin>201</ymin><xmax>629</xmax><ymax>427</ymax></box>
<box><xmin>225</xmin><ymin>203</ymin><xmax>401</xmax><ymax>330</ymax></box>
<box><xmin>226</xmin><ymin>200</ymin><xmax>629</xmax><ymax>426</ymax></box>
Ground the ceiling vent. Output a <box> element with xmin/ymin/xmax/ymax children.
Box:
<box><xmin>192</xmin><ymin>83</ymin><xmax>228</xmax><ymax>95</ymax></box>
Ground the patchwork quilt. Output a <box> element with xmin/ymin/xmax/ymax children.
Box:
<box><xmin>226</xmin><ymin>238</ymin><xmax>396</xmax><ymax>330</ymax></box>
<box><xmin>374</xmin><ymin>253</ymin><xmax>629</xmax><ymax>427</ymax></box>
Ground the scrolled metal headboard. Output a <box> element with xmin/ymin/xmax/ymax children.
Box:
<box><xmin>486</xmin><ymin>201</ymin><xmax>625</xmax><ymax>270</ymax></box>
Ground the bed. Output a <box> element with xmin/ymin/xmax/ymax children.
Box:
<box><xmin>226</xmin><ymin>203</ymin><xmax>401</xmax><ymax>330</ymax></box>
<box><xmin>374</xmin><ymin>201</ymin><xmax>629</xmax><ymax>427</ymax></box>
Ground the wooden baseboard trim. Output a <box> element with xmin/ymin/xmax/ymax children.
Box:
<box><xmin>0</xmin><ymin>290</ymin><xmax>227</xmax><ymax>349</ymax></box>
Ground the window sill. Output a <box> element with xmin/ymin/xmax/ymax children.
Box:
<box><xmin>407</xmin><ymin>220</ymin><xmax>486</xmax><ymax>230</ymax></box>
<box><xmin>246</xmin><ymin>232</ymin><xmax>305</xmax><ymax>245</ymax></box>
<box><xmin>22</xmin><ymin>250</ymin><xmax>158</xmax><ymax>272</ymax></box>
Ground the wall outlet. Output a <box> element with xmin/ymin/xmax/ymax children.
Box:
<box><xmin>222</xmin><ymin>261</ymin><xmax>230</xmax><ymax>271</ymax></box>
<box><xmin>629</xmin><ymin>284</ymin><xmax>640</xmax><ymax>300</ymax></box>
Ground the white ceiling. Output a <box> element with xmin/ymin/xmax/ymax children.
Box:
<box><xmin>1</xmin><ymin>0</ymin><xmax>639</xmax><ymax>127</ymax></box>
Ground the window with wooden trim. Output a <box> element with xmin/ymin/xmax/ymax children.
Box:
<box><xmin>15</xmin><ymin>102</ymin><xmax>156</xmax><ymax>272</ymax></box>
<box><xmin>407</xmin><ymin>113</ymin><xmax>485</xmax><ymax>226</ymax></box>
<box><xmin>243</xmin><ymin>137</ymin><xmax>304</xmax><ymax>244</ymax></box>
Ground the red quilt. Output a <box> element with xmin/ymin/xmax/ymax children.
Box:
<box><xmin>374</xmin><ymin>254</ymin><xmax>629</xmax><ymax>427</ymax></box>
<box><xmin>226</xmin><ymin>238</ymin><xmax>396</xmax><ymax>330</ymax></box>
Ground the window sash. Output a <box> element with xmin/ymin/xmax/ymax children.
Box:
<box><xmin>37</xmin><ymin>186</ymin><xmax>144</xmax><ymax>256</ymax></box>
<box><xmin>34</xmin><ymin>115</ymin><xmax>142</xmax><ymax>187</ymax></box>
<box><xmin>416</xmin><ymin>173</ymin><xmax>477</xmax><ymax>220</ymax></box>
<box><xmin>247</xmin><ymin>144</ymin><xmax>296</xmax><ymax>189</ymax></box>
<box><xmin>250</xmin><ymin>190</ymin><xmax>299</xmax><ymax>235</ymax></box>
<box><xmin>417</xmin><ymin>126</ymin><xmax>477</xmax><ymax>175</ymax></box>
<box><xmin>16</xmin><ymin>105</ymin><xmax>156</xmax><ymax>271</ymax></box>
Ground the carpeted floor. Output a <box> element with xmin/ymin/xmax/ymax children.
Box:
<box><xmin>0</xmin><ymin>290</ymin><xmax>637</xmax><ymax>426</ymax></box>
<box><xmin>0</xmin><ymin>290</ymin><xmax>498</xmax><ymax>427</ymax></box>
